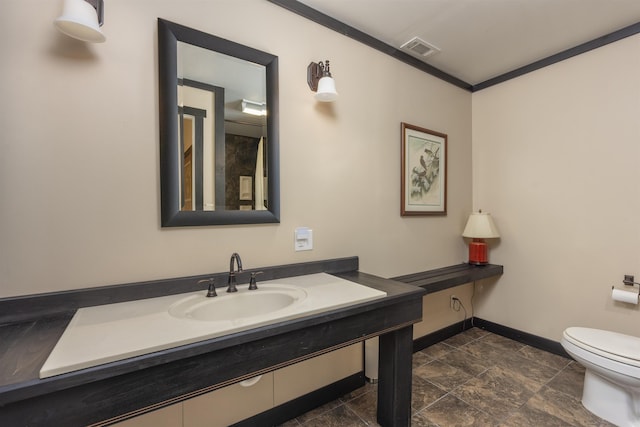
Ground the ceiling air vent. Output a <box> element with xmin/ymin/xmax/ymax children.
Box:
<box><xmin>400</xmin><ymin>37</ymin><xmax>440</xmax><ymax>58</ymax></box>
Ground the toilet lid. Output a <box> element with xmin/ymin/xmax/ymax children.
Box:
<box><xmin>564</xmin><ymin>327</ymin><xmax>640</xmax><ymax>367</ymax></box>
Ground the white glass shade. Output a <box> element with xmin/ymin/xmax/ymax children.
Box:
<box><xmin>315</xmin><ymin>76</ymin><xmax>338</xmax><ymax>102</ymax></box>
<box><xmin>54</xmin><ymin>0</ymin><xmax>105</xmax><ymax>43</ymax></box>
<box><xmin>462</xmin><ymin>212</ymin><xmax>500</xmax><ymax>238</ymax></box>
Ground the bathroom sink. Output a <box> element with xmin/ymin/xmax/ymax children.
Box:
<box><xmin>169</xmin><ymin>285</ymin><xmax>307</xmax><ymax>322</ymax></box>
<box><xmin>40</xmin><ymin>273</ymin><xmax>387</xmax><ymax>378</ymax></box>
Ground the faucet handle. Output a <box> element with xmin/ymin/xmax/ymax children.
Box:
<box><xmin>198</xmin><ymin>278</ymin><xmax>217</xmax><ymax>297</ymax></box>
<box><xmin>248</xmin><ymin>271</ymin><xmax>263</xmax><ymax>290</ymax></box>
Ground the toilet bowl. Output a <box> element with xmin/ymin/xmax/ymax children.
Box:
<box><xmin>561</xmin><ymin>327</ymin><xmax>640</xmax><ymax>427</ymax></box>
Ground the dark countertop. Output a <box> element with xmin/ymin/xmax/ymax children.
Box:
<box><xmin>0</xmin><ymin>258</ymin><xmax>425</xmax><ymax>426</ymax></box>
<box><xmin>392</xmin><ymin>263</ymin><xmax>503</xmax><ymax>294</ymax></box>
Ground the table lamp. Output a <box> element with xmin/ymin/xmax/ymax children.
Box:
<box><xmin>462</xmin><ymin>210</ymin><xmax>500</xmax><ymax>265</ymax></box>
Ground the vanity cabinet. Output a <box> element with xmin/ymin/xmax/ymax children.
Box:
<box><xmin>111</xmin><ymin>344</ymin><xmax>362</xmax><ymax>426</ymax></box>
<box><xmin>0</xmin><ymin>261</ymin><xmax>423</xmax><ymax>427</ymax></box>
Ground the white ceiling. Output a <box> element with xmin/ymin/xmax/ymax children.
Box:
<box><xmin>296</xmin><ymin>0</ymin><xmax>640</xmax><ymax>86</ymax></box>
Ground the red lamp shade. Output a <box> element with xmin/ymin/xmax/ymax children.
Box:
<box><xmin>462</xmin><ymin>211</ymin><xmax>500</xmax><ymax>265</ymax></box>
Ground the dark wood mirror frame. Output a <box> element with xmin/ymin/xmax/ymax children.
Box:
<box><xmin>158</xmin><ymin>18</ymin><xmax>280</xmax><ymax>226</ymax></box>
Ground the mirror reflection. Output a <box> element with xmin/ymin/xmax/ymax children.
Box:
<box><xmin>158</xmin><ymin>19</ymin><xmax>279</xmax><ymax>226</ymax></box>
<box><xmin>178</xmin><ymin>43</ymin><xmax>268</xmax><ymax>212</ymax></box>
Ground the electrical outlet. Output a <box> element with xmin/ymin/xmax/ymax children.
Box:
<box><xmin>450</xmin><ymin>295</ymin><xmax>456</xmax><ymax>309</ymax></box>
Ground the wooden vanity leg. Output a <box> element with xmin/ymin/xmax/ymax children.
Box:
<box><xmin>377</xmin><ymin>325</ymin><xmax>413</xmax><ymax>427</ymax></box>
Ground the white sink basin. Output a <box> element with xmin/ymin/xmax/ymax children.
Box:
<box><xmin>40</xmin><ymin>273</ymin><xmax>386</xmax><ymax>378</ymax></box>
<box><xmin>168</xmin><ymin>285</ymin><xmax>307</xmax><ymax>322</ymax></box>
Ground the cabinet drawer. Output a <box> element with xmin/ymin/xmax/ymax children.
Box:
<box><xmin>274</xmin><ymin>343</ymin><xmax>363</xmax><ymax>406</ymax></box>
<box><xmin>183</xmin><ymin>373</ymin><xmax>274</xmax><ymax>427</ymax></box>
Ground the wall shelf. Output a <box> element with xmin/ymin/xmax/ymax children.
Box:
<box><xmin>392</xmin><ymin>263</ymin><xmax>503</xmax><ymax>294</ymax></box>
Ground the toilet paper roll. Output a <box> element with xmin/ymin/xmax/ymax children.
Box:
<box><xmin>612</xmin><ymin>287</ymin><xmax>639</xmax><ymax>304</ymax></box>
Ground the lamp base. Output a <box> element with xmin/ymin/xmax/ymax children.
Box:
<box><xmin>468</xmin><ymin>239</ymin><xmax>488</xmax><ymax>265</ymax></box>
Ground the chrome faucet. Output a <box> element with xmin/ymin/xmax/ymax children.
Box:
<box><xmin>227</xmin><ymin>252</ymin><xmax>243</xmax><ymax>292</ymax></box>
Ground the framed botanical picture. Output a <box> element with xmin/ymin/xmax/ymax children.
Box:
<box><xmin>401</xmin><ymin>122</ymin><xmax>447</xmax><ymax>215</ymax></box>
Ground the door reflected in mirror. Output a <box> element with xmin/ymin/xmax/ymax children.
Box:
<box><xmin>158</xmin><ymin>19</ymin><xmax>279</xmax><ymax>226</ymax></box>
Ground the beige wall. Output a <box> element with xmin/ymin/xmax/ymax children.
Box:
<box><xmin>472</xmin><ymin>34</ymin><xmax>640</xmax><ymax>341</ymax></box>
<box><xmin>3</xmin><ymin>1</ymin><xmax>635</xmax><ymax>343</ymax></box>
<box><xmin>0</xmin><ymin>0</ymin><xmax>472</xmax><ymax>298</ymax></box>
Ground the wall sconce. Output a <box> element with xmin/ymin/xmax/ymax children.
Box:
<box><xmin>462</xmin><ymin>210</ymin><xmax>500</xmax><ymax>265</ymax></box>
<box><xmin>241</xmin><ymin>99</ymin><xmax>267</xmax><ymax>117</ymax></box>
<box><xmin>54</xmin><ymin>0</ymin><xmax>105</xmax><ymax>43</ymax></box>
<box><xmin>307</xmin><ymin>60</ymin><xmax>338</xmax><ymax>102</ymax></box>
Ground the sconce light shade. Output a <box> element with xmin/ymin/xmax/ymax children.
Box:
<box><xmin>54</xmin><ymin>0</ymin><xmax>105</xmax><ymax>43</ymax></box>
<box><xmin>315</xmin><ymin>76</ymin><xmax>338</xmax><ymax>102</ymax></box>
<box><xmin>307</xmin><ymin>60</ymin><xmax>338</xmax><ymax>102</ymax></box>
<box><xmin>462</xmin><ymin>210</ymin><xmax>500</xmax><ymax>265</ymax></box>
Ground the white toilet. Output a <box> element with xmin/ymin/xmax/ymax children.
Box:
<box><xmin>561</xmin><ymin>327</ymin><xmax>640</xmax><ymax>426</ymax></box>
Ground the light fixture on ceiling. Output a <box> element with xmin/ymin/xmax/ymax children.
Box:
<box><xmin>462</xmin><ymin>210</ymin><xmax>500</xmax><ymax>265</ymax></box>
<box><xmin>307</xmin><ymin>60</ymin><xmax>338</xmax><ymax>102</ymax></box>
<box><xmin>241</xmin><ymin>99</ymin><xmax>267</xmax><ymax>116</ymax></box>
<box><xmin>54</xmin><ymin>0</ymin><xmax>105</xmax><ymax>43</ymax></box>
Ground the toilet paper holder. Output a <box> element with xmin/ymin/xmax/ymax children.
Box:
<box><xmin>610</xmin><ymin>275</ymin><xmax>640</xmax><ymax>293</ymax></box>
<box><xmin>611</xmin><ymin>275</ymin><xmax>640</xmax><ymax>305</ymax></box>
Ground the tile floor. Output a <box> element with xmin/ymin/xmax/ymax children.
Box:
<box><xmin>279</xmin><ymin>327</ymin><xmax>614</xmax><ymax>426</ymax></box>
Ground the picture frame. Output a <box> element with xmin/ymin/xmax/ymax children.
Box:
<box><xmin>401</xmin><ymin>122</ymin><xmax>447</xmax><ymax>215</ymax></box>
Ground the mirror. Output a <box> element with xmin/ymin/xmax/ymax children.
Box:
<box><xmin>158</xmin><ymin>19</ymin><xmax>280</xmax><ymax>226</ymax></box>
